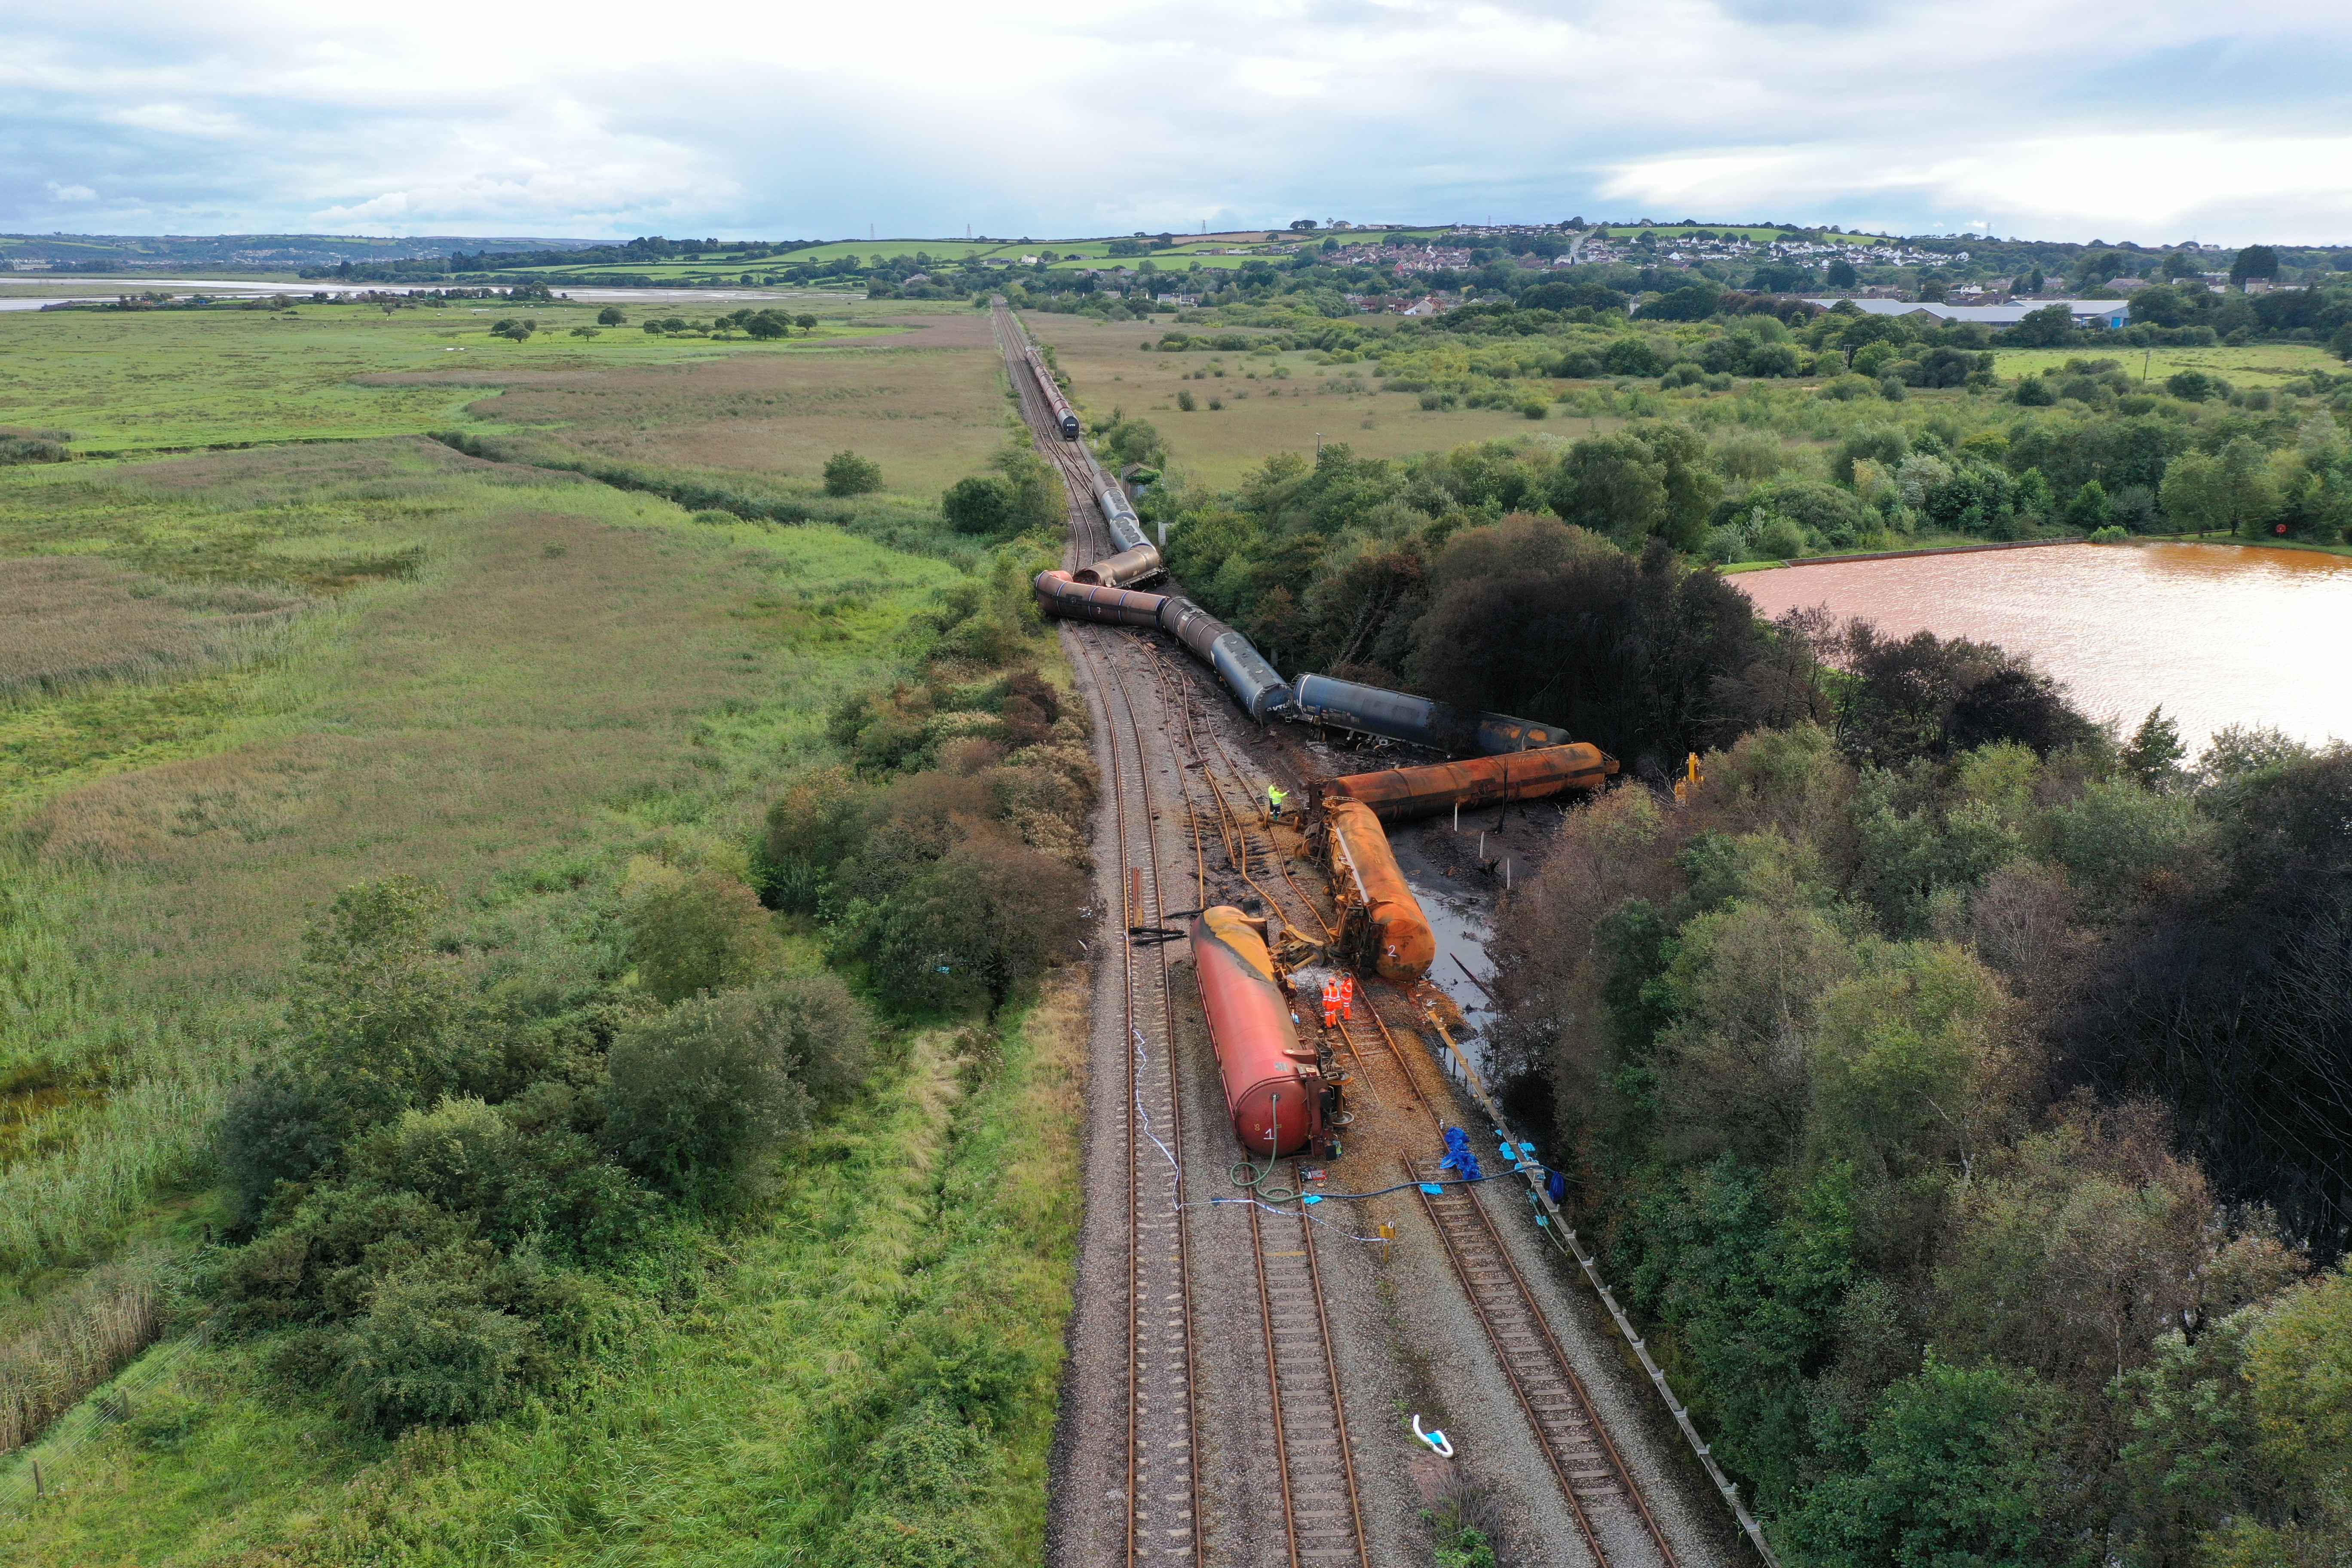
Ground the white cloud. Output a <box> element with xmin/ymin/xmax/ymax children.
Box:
<box><xmin>46</xmin><ymin>181</ymin><xmax>96</xmax><ymax>201</ymax></box>
<box><xmin>3</xmin><ymin>0</ymin><xmax>2351</xmax><ymax>239</ymax></box>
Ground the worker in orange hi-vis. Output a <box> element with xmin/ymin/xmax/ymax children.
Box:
<box><xmin>1339</xmin><ymin>973</ymin><xmax>1355</xmax><ymax>1021</ymax></box>
<box><xmin>1320</xmin><ymin>979</ymin><xmax>1340</xmax><ymax>1029</ymax></box>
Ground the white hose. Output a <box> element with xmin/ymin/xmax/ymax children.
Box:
<box><xmin>1412</xmin><ymin>1414</ymin><xmax>1455</xmax><ymax>1459</ymax></box>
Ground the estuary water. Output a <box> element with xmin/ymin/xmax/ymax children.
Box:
<box><xmin>1734</xmin><ymin>542</ymin><xmax>2352</xmax><ymax>753</ymax></box>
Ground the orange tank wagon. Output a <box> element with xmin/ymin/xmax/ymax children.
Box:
<box><xmin>1320</xmin><ymin>800</ymin><xmax>1437</xmax><ymax>984</ymax></box>
<box><xmin>1320</xmin><ymin>743</ymin><xmax>1617</xmax><ymax>823</ymax></box>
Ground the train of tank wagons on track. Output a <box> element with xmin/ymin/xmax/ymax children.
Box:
<box><xmin>1027</xmin><ymin>389</ymin><xmax>1620</xmax><ymax>1162</ymax></box>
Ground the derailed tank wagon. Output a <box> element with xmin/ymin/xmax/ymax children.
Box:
<box><xmin>1192</xmin><ymin>906</ymin><xmax>1337</xmax><ymax>1159</ymax></box>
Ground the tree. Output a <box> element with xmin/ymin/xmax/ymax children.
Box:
<box><xmin>1825</xmin><ymin>258</ymin><xmax>1858</xmax><ymax>288</ymax></box>
<box><xmin>1547</xmin><ymin>433</ymin><xmax>1665</xmax><ymax>547</ymax></box>
<box><xmin>823</xmin><ymin>450</ymin><xmax>885</xmax><ymax>496</ymax></box>
<box><xmin>940</xmin><ymin>474</ymin><xmax>1011</xmax><ymax>536</ymax></box>
<box><xmin>288</xmin><ymin>876</ymin><xmax>480</xmax><ymax>1126</ymax></box>
<box><xmin>2065</xmin><ymin>479</ymin><xmax>2115</xmax><ymax>532</ymax></box>
<box><xmin>2122</xmin><ymin>707</ymin><xmax>2187</xmax><ymax>787</ymax></box>
<box><xmin>596</xmin><ymin>306</ymin><xmax>627</xmax><ymax>325</ymax></box>
<box><xmin>2230</xmin><ymin>245</ymin><xmax>2281</xmax><ymax>288</ymax></box>
<box><xmin>2008</xmin><ymin>303</ymin><xmax>2075</xmax><ymax>347</ymax></box>
<box><xmin>1289</xmin><ymin>219</ymin><xmax>1318</xmax><ymax>231</ymax></box>
<box><xmin>2159</xmin><ymin>440</ymin><xmax>2277</xmax><ymax>536</ymax></box>
<box><xmin>795</xmin><ymin>313</ymin><xmax>818</xmax><ymax>333</ymax></box>
<box><xmin>1784</xmin><ymin>1357</ymin><xmax>2067</xmax><ymax>1568</ymax></box>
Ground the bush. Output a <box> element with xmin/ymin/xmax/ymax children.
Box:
<box><xmin>339</xmin><ymin>1270</ymin><xmax>529</xmax><ymax>1433</ymax></box>
<box><xmin>625</xmin><ymin>870</ymin><xmax>781</xmax><ymax>1004</ymax></box>
<box><xmin>2166</xmin><ymin>369</ymin><xmax>2231</xmax><ymax>403</ymax></box>
<box><xmin>824</xmin><ymin>451</ymin><xmax>885</xmax><ymax>496</ymax></box>
<box><xmin>0</xmin><ymin>435</ymin><xmax>68</xmax><ymax>466</ymax></box>
<box><xmin>219</xmin><ymin>1067</ymin><xmax>343</xmax><ymax>1231</ymax></box>
<box><xmin>940</xmin><ymin>474</ymin><xmax>1014</xmax><ymax>536</ymax></box>
<box><xmin>379</xmin><ymin>1097</ymin><xmax>523</xmax><ymax>1218</ymax></box>
<box><xmin>601</xmin><ymin>988</ymin><xmax>816</xmax><ymax>1193</ymax></box>
<box><xmin>1756</xmin><ymin>517</ymin><xmax>1808</xmax><ymax>560</ymax></box>
<box><xmin>2089</xmin><ymin>524</ymin><xmax>2129</xmax><ymax>543</ymax></box>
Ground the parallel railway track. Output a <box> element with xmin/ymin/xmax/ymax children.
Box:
<box><xmin>999</xmin><ymin>301</ymin><xmax>1684</xmax><ymax>1568</ymax></box>
<box><xmin>1001</xmin><ymin>305</ymin><xmax>1202</xmax><ymax>1568</ymax></box>
<box><xmin>1000</xmin><ymin>305</ymin><xmax>1367</xmax><ymax>1568</ymax></box>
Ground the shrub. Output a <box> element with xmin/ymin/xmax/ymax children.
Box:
<box><xmin>1176</xmin><ymin>390</ymin><xmax>1197</xmax><ymax>412</ymax></box>
<box><xmin>940</xmin><ymin>474</ymin><xmax>1014</xmax><ymax>536</ymax></box>
<box><xmin>2089</xmin><ymin>524</ymin><xmax>2129</xmax><ymax>543</ymax></box>
<box><xmin>379</xmin><ymin>1097</ymin><xmax>523</xmax><ymax>1218</ymax></box>
<box><xmin>0</xmin><ymin>435</ymin><xmax>68</xmax><ymax>466</ymax></box>
<box><xmin>624</xmin><ymin>871</ymin><xmax>781</xmax><ymax>1004</ymax></box>
<box><xmin>823</xmin><ymin>451</ymin><xmax>885</xmax><ymax>496</ymax></box>
<box><xmin>218</xmin><ymin>1067</ymin><xmax>343</xmax><ymax>1231</ymax></box>
<box><xmin>1756</xmin><ymin>517</ymin><xmax>1808</xmax><ymax>560</ymax></box>
<box><xmin>339</xmin><ymin>1270</ymin><xmax>529</xmax><ymax>1433</ymax></box>
<box><xmin>601</xmin><ymin>989</ymin><xmax>815</xmax><ymax>1193</ymax></box>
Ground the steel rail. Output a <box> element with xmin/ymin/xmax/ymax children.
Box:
<box><xmin>1000</xmin><ymin>301</ymin><xmax>1373</xmax><ymax>1568</ymax></box>
<box><xmin>1001</xmin><ymin>301</ymin><xmax>1203</xmax><ymax>1568</ymax></box>
<box><xmin>1408</xmin><ymin>1155</ymin><xmax>1683</xmax><ymax>1568</ymax></box>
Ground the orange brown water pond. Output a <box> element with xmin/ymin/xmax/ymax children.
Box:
<box><xmin>1734</xmin><ymin>542</ymin><xmax>2352</xmax><ymax>754</ymax></box>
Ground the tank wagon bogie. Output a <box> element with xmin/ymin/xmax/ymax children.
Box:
<box><xmin>1192</xmin><ymin>906</ymin><xmax>1335</xmax><ymax>1158</ymax></box>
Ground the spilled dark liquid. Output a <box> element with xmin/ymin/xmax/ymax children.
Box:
<box><xmin>1735</xmin><ymin>543</ymin><xmax>2352</xmax><ymax>753</ymax></box>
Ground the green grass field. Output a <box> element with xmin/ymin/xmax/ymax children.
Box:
<box><xmin>1990</xmin><ymin>340</ymin><xmax>2343</xmax><ymax>381</ymax></box>
<box><xmin>0</xmin><ymin>285</ymin><xmax>1084</xmax><ymax>1562</ymax></box>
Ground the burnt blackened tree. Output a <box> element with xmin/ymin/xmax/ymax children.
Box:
<box><xmin>1409</xmin><ymin>540</ymin><xmax>1765</xmax><ymax>775</ymax></box>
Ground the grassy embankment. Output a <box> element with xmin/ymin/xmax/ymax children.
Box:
<box><xmin>0</xmin><ymin>296</ymin><xmax>1084</xmax><ymax>1560</ymax></box>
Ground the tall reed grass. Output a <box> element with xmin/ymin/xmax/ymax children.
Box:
<box><xmin>0</xmin><ymin>558</ymin><xmax>309</xmax><ymax>707</ymax></box>
<box><xmin>0</xmin><ymin>1060</ymin><xmax>235</xmax><ymax>1273</ymax></box>
<box><xmin>0</xmin><ymin>1246</ymin><xmax>168</xmax><ymax>1455</ymax></box>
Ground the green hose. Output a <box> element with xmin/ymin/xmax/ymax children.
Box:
<box><xmin>1228</xmin><ymin>1093</ymin><xmax>1300</xmax><ymax>1203</ymax></box>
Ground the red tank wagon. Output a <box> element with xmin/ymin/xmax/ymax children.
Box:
<box><xmin>1192</xmin><ymin>906</ymin><xmax>1334</xmax><ymax>1158</ymax></box>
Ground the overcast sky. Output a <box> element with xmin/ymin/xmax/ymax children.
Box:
<box><xmin>7</xmin><ymin>0</ymin><xmax>2352</xmax><ymax>245</ymax></box>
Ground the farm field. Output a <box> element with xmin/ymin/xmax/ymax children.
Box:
<box><xmin>1990</xmin><ymin>339</ymin><xmax>2342</xmax><ymax>382</ymax></box>
<box><xmin>0</xmin><ymin>285</ymin><xmax>1082</xmax><ymax>1561</ymax></box>
<box><xmin>1023</xmin><ymin>312</ymin><xmax>1623</xmax><ymax>485</ymax></box>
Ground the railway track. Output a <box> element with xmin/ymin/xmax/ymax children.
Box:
<box><xmin>1001</xmin><ymin>305</ymin><xmax>1203</xmax><ymax>1567</ymax></box>
<box><xmin>1145</xmin><ymin>634</ymin><xmax>1685</xmax><ymax>1568</ymax></box>
<box><xmin>999</xmin><ymin>305</ymin><xmax>1371</xmax><ymax>1568</ymax></box>
<box><xmin>1001</xmin><ymin>302</ymin><xmax>1686</xmax><ymax>1568</ymax></box>
<box><xmin>1410</xmin><ymin>1154</ymin><xmax>1682</xmax><ymax>1568</ymax></box>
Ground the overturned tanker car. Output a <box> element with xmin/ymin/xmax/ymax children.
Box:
<box><xmin>1193</xmin><ymin>906</ymin><xmax>1337</xmax><ymax>1158</ymax></box>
